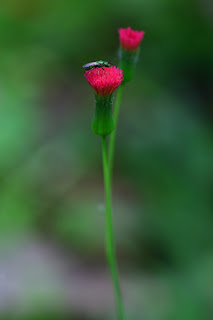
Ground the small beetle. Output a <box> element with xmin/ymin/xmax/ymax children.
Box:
<box><xmin>83</xmin><ymin>59</ymin><xmax>116</xmax><ymax>72</ymax></box>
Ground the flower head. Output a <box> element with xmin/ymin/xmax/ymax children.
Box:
<box><xmin>85</xmin><ymin>66</ymin><xmax>123</xmax><ymax>98</ymax></box>
<box><xmin>118</xmin><ymin>27</ymin><xmax>145</xmax><ymax>52</ymax></box>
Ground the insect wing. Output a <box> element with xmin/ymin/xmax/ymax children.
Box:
<box><xmin>83</xmin><ymin>61</ymin><xmax>98</xmax><ymax>68</ymax></box>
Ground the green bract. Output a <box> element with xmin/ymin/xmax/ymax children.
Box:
<box><xmin>92</xmin><ymin>94</ymin><xmax>114</xmax><ymax>136</ymax></box>
<box><xmin>119</xmin><ymin>48</ymin><xmax>140</xmax><ymax>83</ymax></box>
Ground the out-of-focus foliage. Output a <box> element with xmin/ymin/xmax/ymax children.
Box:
<box><xmin>0</xmin><ymin>0</ymin><xmax>212</xmax><ymax>319</ymax></box>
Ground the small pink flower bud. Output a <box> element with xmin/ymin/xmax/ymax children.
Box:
<box><xmin>118</xmin><ymin>27</ymin><xmax>145</xmax><ymax>82</ymax></box>
<box><xmin>118</xmin><ymin>27</ymin><xmax>145</xmax><ymax>52</ymax></box>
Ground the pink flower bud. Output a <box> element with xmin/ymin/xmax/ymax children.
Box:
<box><xmin>118</xmin><ymin>27</ymin><xmax>145</xmax><ymax>52</ymax></box>
<box><xmin>85</xmin><ymin>66</ymin><xmax>123</xmax><ymax>98</ymax></box>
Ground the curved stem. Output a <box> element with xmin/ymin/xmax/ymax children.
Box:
<box><xmin>102</xmin><ymin>135</ymin><xmax>126</xmax><ymax>320</ymax></box>
<box><xmin>108</xmin><ymin>83</ymin><xmax>125</xmax><ymax>179</ymax></box>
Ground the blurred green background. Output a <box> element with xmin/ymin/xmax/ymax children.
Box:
<box><xmin>0</xmin><ymin>0</ymin><xmax>213</xmax><ymax>319</ymax></box>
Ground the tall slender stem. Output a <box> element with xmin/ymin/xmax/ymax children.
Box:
<box><xmin>108</xmin><ymin>83</ymin><xmax>124</xmax><ymax>179</ymax></box>
<box><xmin>102</xmin><ymin>135</ymin><xmax>126</xmax><ymax>320</ymax></box>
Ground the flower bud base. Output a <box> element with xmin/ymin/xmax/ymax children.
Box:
<box><xmin>92</xmin><ymin>94</ymin><xmax>114</xmax><ymax>136</ymax></box>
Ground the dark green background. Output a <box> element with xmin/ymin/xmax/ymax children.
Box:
<box><xmin>0</xmin><ymin>0</ymin><xmax>212</xmax><ymax>319</ymax></box>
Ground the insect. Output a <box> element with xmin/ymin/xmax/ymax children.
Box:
<box><xmin>83</xmin><ymin>59</ymin><xmax>116</xmax><ymax>72</ymax></box>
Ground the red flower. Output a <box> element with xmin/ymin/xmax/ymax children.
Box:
<box><xmin>85</xmin><ymin>66</ymin><xmax>123</xmax><ymax>97</ymax></box>
<box><xmin>118</xmin><ymin>27</ymin><xmax>145</xmax><ymax>52</ymax></box>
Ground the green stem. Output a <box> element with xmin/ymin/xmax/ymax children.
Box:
<box><xmin>102</xmin><ymin>135</ymin><xmax>126</xmax><ymax>320</ymax></box>
<box><xmin>108</xmin><ymin>83</ymin><xmax>125</xmax><ymax>179</ymax></box>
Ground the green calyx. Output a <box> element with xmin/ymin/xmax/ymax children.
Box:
<box><xmin>92</xmin><ymin>94</ymin><xmax>114</xmax><ymax>136</ymax></box>
<box><xmin>119</xmin><ymin>47</ymin><xmax>140</xmax><ymax>83</ymax></box>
